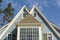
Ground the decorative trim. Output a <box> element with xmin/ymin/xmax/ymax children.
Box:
<box><xmin>16</xmin><ymin>23</ymin><xmax>42</xmax><ymax>26</ymax></box>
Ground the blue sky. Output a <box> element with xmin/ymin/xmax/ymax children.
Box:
<box><xmin>1</xmin><ymin>0</ymin><xmax>60</xmax><ymax>27</ymax></box>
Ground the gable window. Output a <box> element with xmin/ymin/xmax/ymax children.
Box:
<box><xmin>43</xmin><ymin>33</ymin><xmax>52</xmax><ymax>40</ymax></box>
<box><xmin>23</xmin><ymin>12</ymin><xmax>28</xmax><ymax>17</ymax></box>
<box><xmin>34</xmin><ymin>12</ymin><xmax>37</xmax><ymax>17</ymax></box>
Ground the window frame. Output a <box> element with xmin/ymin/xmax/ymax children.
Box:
<box><xmin>34</xmin><ymin>12</ymin><xmax>37</xmax><ymax>17</ymax></box>
<box><xmin>42</xmin><ymin>33</ymin><xmax>53</xmax><ymax>40</ymax></box>
<box><xmin>8</xmin><ymin>33</ymin><xmax>12</xmax><ymax>40</ymax></box>
<box><xmin>17</xmin><ymin>26</ymin><xmax>41</xmax><ymax>40</ymax></box>
<box><xmin>20</xmin><ymin>28</ymin><xmax>39</xmax><ymax>40</ymax></box>
<box><xmin>42</xmin><ymin>33</ymin><xmax>48</xmax><ymax>40</ymax></box>
<box><xmin>23</xmin><ymin>12</ymin><xmax>28</xmax><ymax>18</ymax></box>
<box><xmin>47</xmin><ymin>33</ymin><xmax>53</xmax><ymax>40</ymax></box>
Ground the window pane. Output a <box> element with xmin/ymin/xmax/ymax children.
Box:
<box><xmin>12</xmin><ymin>34</ymin><xmax>17</xmax><ymax>40</ymax></box>
<box><xmin>23</xmin><ymin>12</ymin><xmax>28</xmax><ymax>17</ymax></box>
<box><xmin>23</xmin><ymin>13</ymin><xmax>26</xmax><ymax>17</ymax></box>
<box><xmin>33</xmin><ymin>28</ymin><xmax>39</xmax><ymax>40</ymax></box>
<box><xmin>8</xmin><ymin>34</ymin><xmax>12</xmax><ymax>40</ymax></box>
<box><xmin>34</xmin><ymin>13</ymin><xmax>36</xmax><ymax>17</ymax></box>
<box><xmin>43</xmin><ymin>34</ymin><xmax>47</xmax><ymax>40</ymax></box>
<box><xmin>43</xmin><ymin>33</ymin><xmax>52</xmax><ymax>40</ymax></box>
<box><xmin>48</xmin><ymin>34</ymin><xmax>52</xmax><ymax>40</ymax></box>
<box><xmin>20</xmin><ymin>28</ymin><xmax>39</xmax><ymax>40</ymax></box>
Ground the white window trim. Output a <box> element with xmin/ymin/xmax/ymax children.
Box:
<box><xmin>47</xmin><ymin>32</ymin><xmax>53</xmax><ymax>40</ymax></box>
<box><xmin>39</xmin><ymin>27</ymin><xmax>42</xmax><ymax>40</ymax></box>
<box><xmin>42</xmin><ymin>32</ymin><xmax>53</xmax><ymax>40</ymax></box>
<box><xmin>17</xmin><ymin>26</ymin><xmax>41</xmax><ymax>40</ymax></box>
<box><xmin>17</xmin><ymin>27</ymin><xmax>20</xmax><ymax>40</ymax></box>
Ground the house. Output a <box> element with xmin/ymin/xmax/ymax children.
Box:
<box><xmin>0</xmin><ymin>5</ymin><xmax>60</xmax><ymax>40</ymax></box>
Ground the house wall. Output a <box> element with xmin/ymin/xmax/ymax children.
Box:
<box><xmin>30</xmin><ymin>11</ymin><xmax>58</xmax><ymax>40</ymax></box>
<box><xmin>2</xmin><ymin>7</ymin><xmax>59</xmax><ymax>40</ymax></box>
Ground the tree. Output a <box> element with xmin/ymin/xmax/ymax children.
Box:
<box><xmin>0</xmin><ymin>0</ymin><xmax>2</xmax><ymax>13</ymax></box>
<box><xmin>0</xmin><ymin>0</ymin><xmax>14</xmax><ymax>27</ymax></box>
<box><xmin>4</xmin><ymin>3</ymin><xmax>14</xmax><ymax>23</ymax></box>
<box><xmin>0</xmin><ymin>0</ymin><xmax>2</xmax><ymax>5</ymax></box>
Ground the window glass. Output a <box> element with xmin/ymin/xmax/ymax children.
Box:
<box><xmin>8</xmin><ymin>34</ymin><xmax>12</xmax><ymax>40</ymax></box>
<box><xmin>23</xmin><ymin>13</ymin><xmax>26</xmax><ymax>17</ymax></box>
<box><xmin>20</xmin><ymin>28</ymin><xmax>39</xmax><ymax>40</ymax></box>
<box><xmin>8</xmin><ymin>34</ymin><xmax>17</xmax><ymax>40</ymax></box>
<box><xmin>43</xmin><ymin>34</ymin><xmax>47</xmax><ymax>40</ymax></box>
<box><xmin>48</xmin><ymin>34</ymin><xmax>52</xmax><ymax>40</ymax></box>
<box><xmin>43</xmin><ymin>33</ymin><xmax>52</xmax><ymax>40</ymax></box>
<box><xmin>23</xmin><ymin>12</ymin><xmax>28</xmax><ymax>17</ymax></box>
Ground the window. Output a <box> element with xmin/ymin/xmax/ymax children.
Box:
<box><xmin>20</xmin><ymin>28</ymin><xmax>39</xmax><ymax>40</ymax></box>
<box><xmin>43</xmin><ymin>34</ymin><xmax>47</xmax><ymax>40</ymax></box>
<box><xmin>43</xmin><ymin>33</ymin><xmax>52</xmax><ymax>40</ymax></box>
<box><xmin>8</xmin><ymin>34</ymin><xmax>17</xmax><ymax>40</ymax></box>
<box><xmin>8</xmin><ymin>34</ymin><xmax>12</xmax><ymax>40</ymax></box>
<box><xmin>34</xmin><ymin>12</ymin><xmax>36</xmax><ymax>17</ymax></box>
<box><xmin>23</xmin><ymin>12</ymin><xmax>28</xmax><ymax>17</ymax></box>
<box><xmin>34</xmin><ymin>12</ymin><xmax>37</xmax><ymax>17</ymax></box>
<box><xmin>48</xmin><ymin>33</ymin><xmax>52</xmax><ymax>40</ymax></box>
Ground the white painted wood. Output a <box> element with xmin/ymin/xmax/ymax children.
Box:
<box><xmin>17</xmin><ymin>27</ymin><xmax>20</xmax><ymax>40</ymax></box>
<box><xmin>30</xmin><ymin>5</ymin><xmax>60</xmax><ymax>38</ymax></box>
<box><xmin>39</xmin><ymin>27</ymin><xmax>42</xmax><ymax>40</ymax></box>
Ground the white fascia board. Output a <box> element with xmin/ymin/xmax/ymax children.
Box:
<box><xmin>0</xmin><ymin>5</ymin><xmax>29</xmax><ymax>39</ymax></box>
<box><xmin>30</xmin><ymin>5</ymin><xmax>60</xmax><ymax>38</ymax></box>
<box><xmin>0</xmin><ymin>23</ymin><xmax>9</xmax><ymax>31</ymax></box>
<box><xmin>51</xmin><ymin>23</ymin><xmax>60</xmax><ymax>30</ymax></box>
<box><xmin>29</xmin><ymin>5</ymin><xmax>36</xmax><ymax>14</ymax></box>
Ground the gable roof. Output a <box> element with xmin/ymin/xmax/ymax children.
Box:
<box><xmin>17</xmin><ymin>14</ymin><xmax>41</xmax><ymax>26</ymax></box>
<box><xmin>51</xmin><ymin>23</ymin><xmax>60</xmax><ymax>33</ymax></box>
<box><xmin>0</xmin><ymin>5</ymin><xmax>60</xmax><ymax>40</ymax></box>
<box><xmin>30</xmin><ymin>5</ymin><xmax>60</xmax><ymax>39</ymax></box>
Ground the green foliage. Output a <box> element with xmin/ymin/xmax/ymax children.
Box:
<box><xmin>0</xmin><ymin>0</ymin><xmax>2</xmax><ymax>3</ymax></box>
<box><xmin>4</xmin><ymin>3</ymin><xmax>14</xmax><ymax>22</ymax></box>
<box><xmin>0</xmin><ymin>0</ymin><xmax>2</xmax><ymax>6</ymax></box>
<box><xmin>0</xmin><ymin>2</ymin><xmax>14</xmax><ymax>26</ymax></box>
<box><xmin>4</xmin><ymin>3</ymin><xmax>14</xmax><ymax>15</ymax></box>
<box><xmin>0</xmin><ymin>10</ymin><xmax>3</xmax><ymax>13</ymax></box>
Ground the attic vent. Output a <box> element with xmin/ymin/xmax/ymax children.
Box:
<box><xmin>23</xmin><ymin>12</ymin><xmax>28</xmax><ymax>17</ymax></box>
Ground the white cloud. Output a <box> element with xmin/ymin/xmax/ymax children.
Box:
<box><xmin>12</xmin><ymin>2</ymin><xmax>19</xmax><ymax>8</ymax></box>
<box><xmin>5</xmin><ymin>0</ymin><xmax>13</xmax><ymax>4</ymax></box>
<box><xmin>56</xmin><ymin>0</ymin><xmax>60</xmax><ymax>7</ymax></box>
